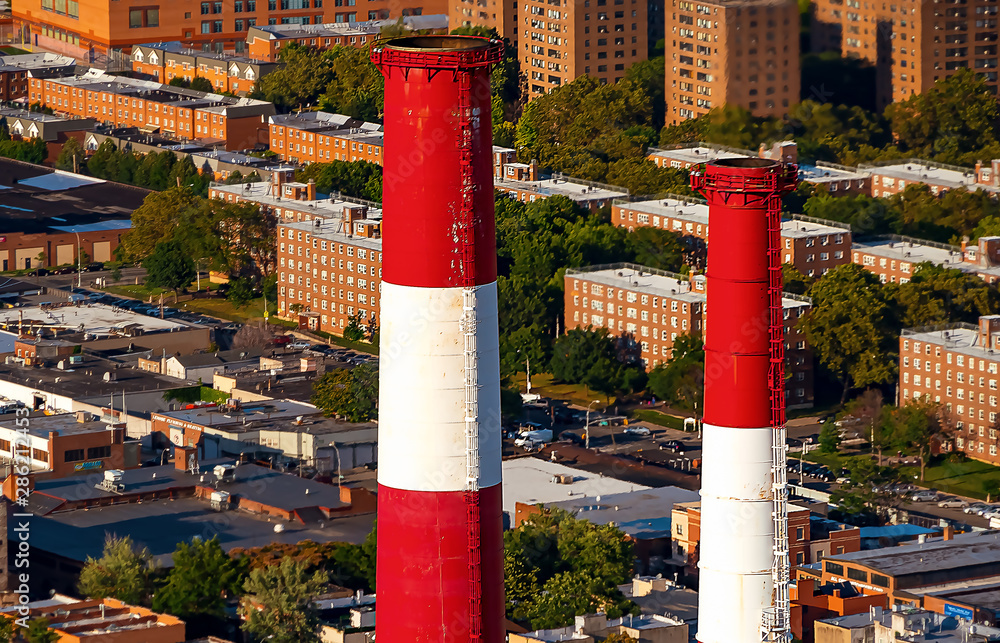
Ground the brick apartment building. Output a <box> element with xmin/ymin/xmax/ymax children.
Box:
<box><xmin>11</xmin><ymin>0</ymin><xmax>446</xmax><ymax>61</ymax></box>
<box><xmin>27</xmin><ymin>71</ymin><xmax>275</xmax><ymax>150</ymax></box>
<box><xmin>612</xmin><ymin>195</ymin><xmax>852</xmax><ymax>276</ymax></box>
<box><xmin>452</xmin><ymin>0</ymin><xmax>648</xmax><ymax>100</ymax></box>
<box><xmin>0</xmin><ymin>52</ymin><xmax>74</xmax><ymax>102</ymax></box>
<box><xmin>131</xmin><ymin>42</ymin><xmax>281</xmax><ymax>95</ymax></box>
<box><xmin>493</xmin><ymin>147</ymin><xmax>630</xmax><ymax>211</ymax></box>
<box><xmin>863</xmin><ymin>159</ymin><xmax>998</xmax><ymax>198</ymax></box>
<box><xmin>246</xmin><ymin>15</ymin><xmax>448</xmax><ymax>61</ymax></box>
<box><xmin>811</xmin><ymin>0</ymin><xmax>1000</xmax><ymax>108</ymax></box>
<box><xmin>269</xmin><ymin>111</ymin><xmax>383</xmax><ymax>165</ymax></box>
<box><xmin>900</xmin><ymin>315</ymin><xmax>1000</xmax><ymax>466</ymax></box>
<box><xmin>852</xmin><ymin>234</ymin><xmax>1000</xmax><ymax>285</ymax></box>
<box><xmin>664</xmin><ymin>0</ymin><xmax>800</xmax><ymax>123</ymax></box>
<box><xmin>564</xmin><ymin>263</ymin><xmax>815</xmax><ymax>407</ymax></box>
<box><xmin>648</xmin><ymin>141</ymin><xmax>872</xmax><ymax>195</ymax></box>
<box><xmin>1</xmin><ymin>596</ymin><xmax>186</xmax><ymax>643</ymax></box>
<box><xmin>210</xmin><ymin>170</ymin><xmax>383</xmax><ymax>335</ymax></box>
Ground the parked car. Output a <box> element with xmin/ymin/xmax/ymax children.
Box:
<box><xmin>85</xmin><ymin>262</ymin><xmax>104</xmax><ymax>272</ymax></box>
<box><xmin>288</xmin><ymin>342</ymin><xmax>312</xmax><ymax>350</ymax></box>
<box><xmin>54</xmin><ymin>266</ymin><xmax>75</xmax><ymax>275</ymax></box>
<box><xmin>813</xmin><ymin>467</ymin><xmax>835</xmax><ymax>482</ymax></box>
<box><xmin>911</xmin><ymin>490</ymin><xmax>938</xmax><ymax>502</ymax></box>
<box><xmin>273</xmin><ymin>335</ymin><xmax>292</xmax><ymax>346</ymax></box>
<box><xmin>836</xmin><ymin>468</ymin><xmax>852</xmax><ymax>484</ymax></box>
<box><xmin>937</xmin><ymin>497</ymin><xmax>970</xmax><ymax>509</ymax></box>
<box><xmin>983</xmin><ymin>508</ymin><xmax>1000</xmax><ymax>521</ymax></box>
<box><xmin>965</xmin><ymin>502</ymin><xmax>991</xmax><ymax>515</ymax></box>
<box><xmin>977</xmin><ymin>504</ymin><xmax>1000</xmax><ymax>516</ymax></box>
<box><xmin>34</xmin><ymin>268</ymin><xmax>49</xmax><ymax>276</ymax></box>
<box><xmin>623</xmin><ymin>426</ymin><xmax>651</xmax><ymax>436</ymax></box>
<box><xmin>660</xmin><ymin>440</ymin><xmax>685</xmax><ymax>453</ymax></box>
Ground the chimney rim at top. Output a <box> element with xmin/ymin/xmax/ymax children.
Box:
<box><xmin>380</xmin><ymin>35</ymin><xmax>493</xmax><ymax>53</ymax></box>
<box><xmin>711</xmin><ymin>157</ymin><xmax>778</xmax><ymax>170</ymax></box>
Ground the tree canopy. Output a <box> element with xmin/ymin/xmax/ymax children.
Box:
<box><xmin>153</xmin><ymin>536</ymin><xmax>248</xmax><ymax>626</ymax></box>
<box><xmin>77</xmin><ymin>535</ymin><xmax>155</xmax><ymax>605</ymax></box>
<box><xmin>310</xmin><ymin>364</ymin><xmax>378</xmax><ymax>421</ymax></box>
<box><xmin>240</xmin><ymin>558</ymin><xmax>327</xmax><ymax>643</ymax></box>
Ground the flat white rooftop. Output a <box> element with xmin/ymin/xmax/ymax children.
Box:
<box><xmin>495</xmin><ymin>177</ymin><xmax>627</xmax><ymax>203</ymax></box>
<box><xmin>500</xmin><ymin>458</ymin><xmax>649</xmax><ymax>517</ymax></box>
<box><xmin>0</xmin><ymin>303</ymin><xmax>189</xmax><ymax>335</ymax></box>
<box><xmin>865</xmin><ymin>161</ymin><xmax>994</xmax><ymax>193</ymax></box>
<box><xmin>852</xmin><ymin>238</ymin><xmax>966</xmax><ymax>268</ymax></box>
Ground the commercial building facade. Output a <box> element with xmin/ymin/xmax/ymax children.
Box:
<box><xmin>0</xmin><ymin>412</ymin><xmax>134</xmax><ymax>476</ymax></box>
<box><xmin>564</xmin><ymin>262</ymin><xmax>815</xmax><ymax>407</ymax></box>
<box><xmin>664</xmin><ymin>0</ymin><xmax>800</xmax><ymax>123</ymax></box>
<box><xmin>11</xmin><ymin>0</ymin><xmax>447</xmax><ymax>61</ymax></box>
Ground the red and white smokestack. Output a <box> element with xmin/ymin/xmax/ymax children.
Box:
<box><xmin>691</xmin><ymin>159</ymin><xmax>797</xmax><ymax>643</ymax></box>
<box><xmin>371</xmin><ymin>36</ymin><xmax>505</xmax><ymax>642</ymax></box>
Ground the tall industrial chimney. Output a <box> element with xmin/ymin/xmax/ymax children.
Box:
<box><xmin>371</xmin><ymin>36</ymin><xmax>505</xmax><ymax>642</ymax></box>
<box><xmin>691</xmin><ymin>158</ymin><xmax>797</xmax><ymax>643</ymax></box>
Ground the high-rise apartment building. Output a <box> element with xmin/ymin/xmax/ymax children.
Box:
<box><xmin>452</xmin><ymin>0</ymin><xmax>648</xmax><ymax>99</ymax></box>
<box><xmin>812</xmin><ymin>0</ymin><xmax>1000</xmax><ymax>108</ymax></box>
<box><xmin>664</xmin><ymin>0</ymin><xmax>800</xmax><ymax>124</ymax></box>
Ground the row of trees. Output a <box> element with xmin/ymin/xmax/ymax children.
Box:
<box><xmin>56</xmin><ymin>139</ymin><xmax>217</xmax><ymax>196</ymax></box>
<box><xmin>70</xmin><ymin>533</ymin><xmax>375</xmax><ymax>643</ymax></box>
<box><xmin>119</xmin><ymin>186</ymin><xmax>277</xmax><ymax>302</ymax></box>
<box><xmin>0</xmin><ymin>118</ymin><xmax>47</xmax><ymax>165</ymax></box>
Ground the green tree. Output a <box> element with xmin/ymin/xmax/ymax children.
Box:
<box><xmin>885</xmin><ymin>68</ymin><xmax>1000</xmax><ymax>164</ymax></box>
<box><xmin>893</xmin><ymin>400</ymin><xmax>950</xmax><ymax>481</ymax></box>
<box><xmin>504</xmin><ymin>508</ymin><xmax>637</xmax><ymax>629</ymax></box>
<box><xmin>55</xmin><ymin>137</ymin><xmax>86</xmax><ymax>173</ymax></box>
<box><xmin>77</xmin><ymin>535</ymin><xmax>155</xmax><ymax>605</ymax></box>
<box><xmin>782</xmin><ymin>263</ymin><xmax>813</xmax><ymax>295</ymax></box>
<box><xmin>623</xmin><ymin>227</ymin><xmax>686</xmax><ymax>272</ymax></box>
<box><xmin>343</xmin><ymin>311</ymin><xmax>365</xmax><ymax>342</ymax></box>
<box><xmin>253</xmin><ymin>43</ymin><xmax>334</xmax><ymax>110</ymax></box>
<box><xmin>891</xmin><ymin>263</ymin><xmax>1000</xmax><ymax>327</ymax></box>
<box><xmin>144</xmin><ymin>240</ymin><xmax>196</xmax><ymax>298</ymax></box>
<box><xmin>799</xmin><ymin>264</ymin><xmax>897</xmax><ymax>403</ymax></box>
<box><xmin>310</xmin><ymin>363</ymin><xmax>378</xmax><ymax>422</ymax></box>
<box><xmin>241</xmin><ymin>559</ymin><xmax>327</xmax><ymax>643</ymax></box>
<box><xmin>818</xmin><ymin>420</ymin><xmax>841</xmax><ymax>454</ymax></box>
<box><xmin>189</xmin><ymin>76</ymin><xmax>214</xmax><ymax>92</ymax></box>
<box><xmin>646</xmin><ymin>333</ymin><xmax>704</xmax><ymax>412</ymax></box>
<box><xmin>829</xmin><ymin>456</ymin><xmax>902</xmax><ymax>523</ymax></box>
<box><xmin>550</xmin><ymin>327</ymin><xmax>620</xmax><ymax>397</ymax></box>
<box><xmin>168</xmin><ymin>76</ymin><xmax>191</xmax><ymax>88</ymax></box>
<box><xmin>153</xmin><ymin>536</ymin><xmax>247</xmax><ymax>622</ymax></box>
<box><xmin>0</xmin><ymin>616</ymin><xmax>14</xmax><ymax>643</ymax></box>
<box><xmin>118</xmin><ymin>187</ymin><xmax>206</xmax><ymax>262</ymax></box>
<box><xmin>23</xmin><ymin>618</ymin><xmax>58</xmax><ymax>643</ymax></box>
<box><xmin>317</xmin><ymin>45</ymin><xmax>385</xmax><ymax>121</ymax></box>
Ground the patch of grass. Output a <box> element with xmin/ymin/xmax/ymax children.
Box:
<box><xmin>630</xmin><ymin>408</ymin><xmax>688</xmax><ymax>430</ymax></box>
<box><xmin>311</xmin><ymin>329</ymin><xmax>378</xmax><ymax>355</ymax></box>
<box><xmin>200</xmin><ymin>386</ymin><xmax>230</xmax><ymax>403</ymax></box>
<box><xmin>514</xmin><ymin>372</ymin><xmax>617</xmax><ymax>408</ymax></box>
<box><xmin>794</xmin><ymin>449</ymin><xmax>850</xmax><ymax>470</ymax></box>
<box><xmin>897</xmin><ymin>456</ymin><xmax>1000</xmax><ymax>500</ymax></box>
<box><xmin>0</xmin><ymin>47</ymin><xmax>29</xmax><ymax>55</ymax></box>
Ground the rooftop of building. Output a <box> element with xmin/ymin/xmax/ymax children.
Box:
<box><xmin>134</xmin><ymin>41</ymin><xmax>278</xmax><ymax>66</ymax></box>
<box><xmin>36</xmin><ymin>69</ymin><xmax>275</xmax><ymax>114</ymax></box>
<box><xmin>279</xmin><ymin>217</ymin><xmax>383</xmax><ymax>252</ymax></box>
<box><xmin>618</xmin><ymin>578</ymin><xmax>698</xmax><ymax>622</ymax></box>
<box><xmin>0</xmin><ymin>160</ymin><xmax>146</xmax><ymax>235</ymax></box>
<box><xmin>565</xmin><ymin>263</ymin><xmax>813</xmax><ymax>308</ymax></box>
<box><xmin>247</xmin><ymin>14</ymin><xmax>448</xmax><ymax>39</ymax></box>
<box><xmin>270</xmin><ymin>110</ymin><xmax>382</xmax><ymax>134</ymax></box>
<box><xmin>901</xmin><ymin>323</ymin><xmax>995</xmax><ymax>359</ymax></box>
<box><xmin>862</xmin><ymin>159</ymin><xmax>985</xmax><ymax>191</ymax></box>
<box><xmin>0</xmin><ymin>411</ymin><xmax>118</xmax><ymax>438</ymax></box>
<box><xmin>852</xmin><ymin>235</ymin><xmax>968</xmax><ymax>266</ymax></box>
<box><xmin>0</xmin><ymin>595</ymin><xmax>184</xmax><ymax>639</ymax></box>
<box><xmin>546</xmin><ymin>485</ymin><xmax>700</xmax><ymax>539</ymax></box>
<box><xmin>501</xmin><ymin>457</ymin><xmax>651</xmax><ymax>517</ymax></box>
<box><xmin>171</xmin><ymin>346</ymin><xmax>270</xmax><ymax>368</ymax></box>
<box><xmin>152</xmin><ymin>398</ymin><xmax>321</xmax><ymax>427</ymax></box>
<box><xmin>820</xmin><ymin>608</ymin><xmax>1000</xmax><ymax>642</ymax></box>
<box><xmin>615</xmin><ymin>196</ymin><xmax>850</xmax><ymax>237</ymax></box>
<box><xmin>0</xmin><ymin>106</ymin><xmax>82</xmax><ymax>124</ymax></box>
<box><xmin>22</xmin><ymin>466</ymin><xmax>374</xmax><ymax>564</ymax></box>
<box><xmin>648</xmin><ymin>143</ymin><xmax>870</xmax><ymax>183</ymax></box>
<box><xmin>0</xmin><ymin>352</ymin><xmax>185</xmax><ymax>401</ymax></box>
<box><xmin>0</xmin><ymin>52</ymin><xmax>76</xmax><ymax>72</ymax></box>
<box><xmin>495</xmin><ymin>173</ymin><xmax>628</xmax><ymax>203</ymax></box>
<box><xmin>0</xmin><ymin>301</ymin><xmax>194</xmax><ymax>336</ymax></box>
<box><xmin>825</xmin><ymin>530</ymin><xmax>1000</xmax><ymax>577</ymax></box>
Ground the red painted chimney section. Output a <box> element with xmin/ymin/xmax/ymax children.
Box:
<box><xmin>371</xmin><ymin>36</ymin><xmax>505</xmax><ymax>643</ymax></box>
<box><xmin>691</xmin><ymin>158</ymin><xmax>797</xmax><ymax>643</ymax></box>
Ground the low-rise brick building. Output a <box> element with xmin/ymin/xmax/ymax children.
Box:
<box><xmin>27</xmin><ymin>70</ymin><xmax>275</xmax><ymax>151</ymax></box>
<box><xmin>564</xmin><ymin>262</ymin><xmax>814</xmax><ymax>408</ymax></box>
<box><xmin>899</xmin><ymin>315</ymin><xmax>1000</xmax><ymax>465</ymax></box>
<box><xmin>0</xmin><ymin>52</ymin><xmax>74</xmax><ymax>102</ymax></box>
<box><xmin>0</xmin><ymin>411</ymin><xmax>135</xmax><ymax>476</ymax></box>
<box><xmin>269</xmin><ymin>111</ymin><xmax>383</xmax><ymax>165</ymax></box>
<box><xmin>611</xmin><ymin>195</ymin><xmax>851</xmax><ymax>277</ymax></box>
<box><xmin>131</xmin><ymin>42</ymin><xmax>281</xmax><ymax>95</ymax></box>
<box><xmin>852</xmin><ymin>235</ymin><xmax>1000</xmax><ymax>285</ymax></box>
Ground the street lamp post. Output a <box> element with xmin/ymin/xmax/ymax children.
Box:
<box><xmin>585</xmin><ymin>399</ymin><xmax>599</xmax><ymax>449</ymax></box>
<box><xmin>74</xmin><ymin>231</ymin><xmax>82</xmax><ymax>288</ymax></box>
